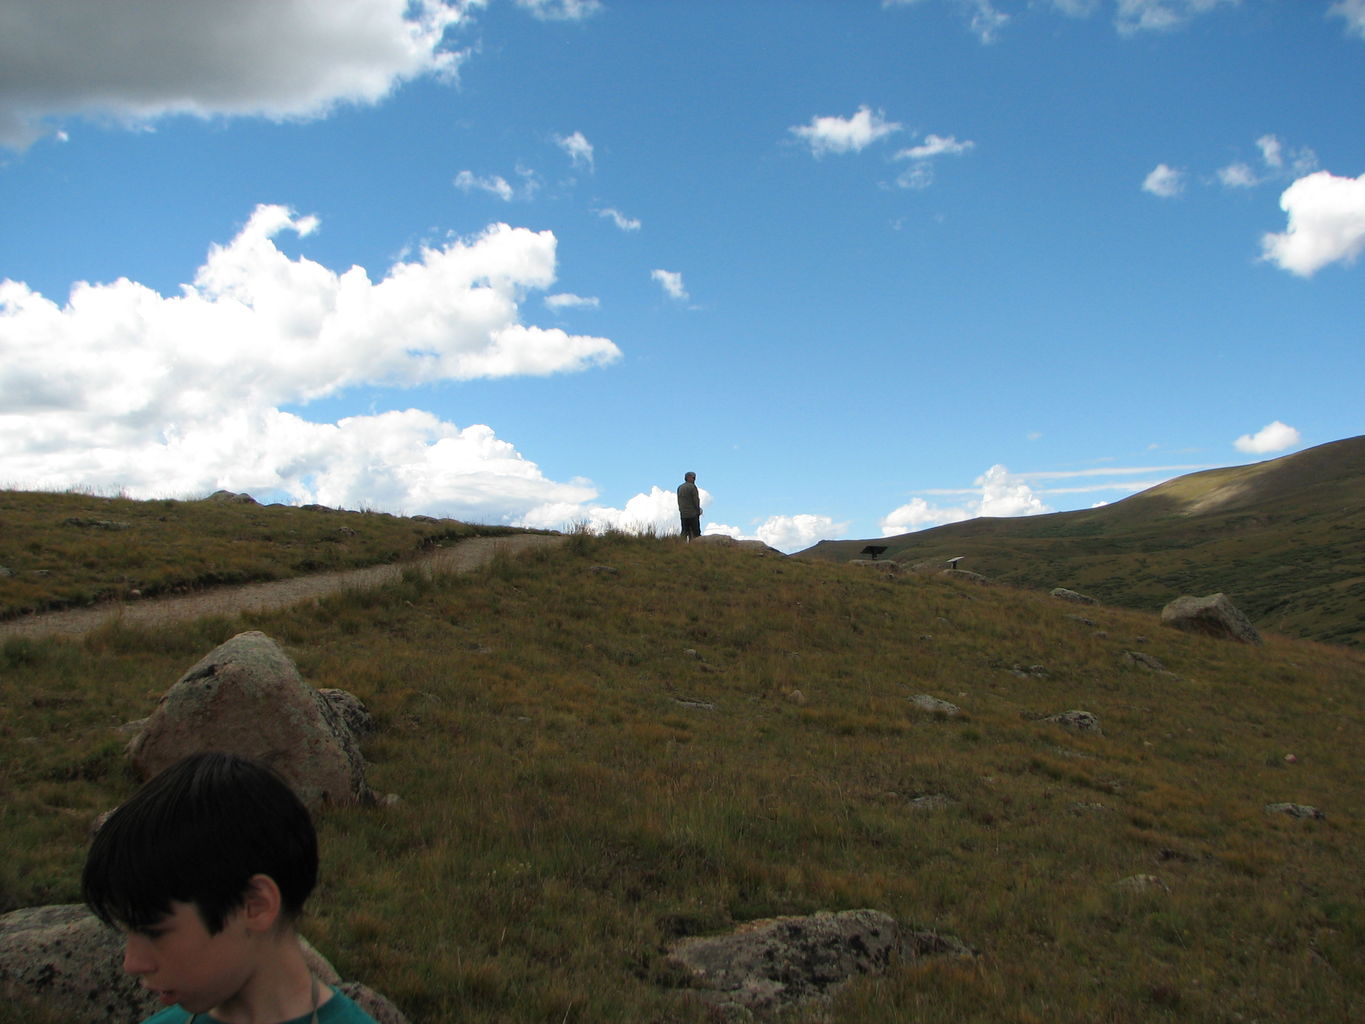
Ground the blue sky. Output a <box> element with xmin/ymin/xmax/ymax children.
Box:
<box><xmin>2</xmin><ymin>0</ymin><xmax>1362</xmax><ymax>551</ymax></box>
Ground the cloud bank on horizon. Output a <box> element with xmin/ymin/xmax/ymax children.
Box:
<box><xmin>1</xmin><ymin>0</ymin><xmax>1358</xmax><ymax>553</ymax></box>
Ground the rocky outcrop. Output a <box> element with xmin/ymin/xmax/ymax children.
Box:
<box><xmin>664</xmin><ymin>910</ymin><xmax>972</xmax><ymax>1017</ymax></box>
<box><xmin>1045</xmin><ymin>709</ymin><xmax>1102</xmax><ymax>734</ymax></box>
<box><xmin>127</xmin><ymin>631</ymin><xmax>374</xmax><ymax>808</ymax></box>
<box><xmin>1050</xmin><ymin>587</ymin><xmax>1097</xmax><ymax>605</ymax></box>
<box><xmin>909</xmin><ymin>694</ymin><xmax>961</xmax><ymax>717</ymax></box>
<box><xmin>1160</xmin><ymin>593</ymin><xmax>1262</xmax><ymax>645</ymax></box>
<box><xmin>1264</xmin><ymin>802</ymin><xmax>1324</xmax><ymax>820</ymax></box>
<box><xmin>0</xmin><ymin>905</ymin><xmax>408</xmax><ymax>1024</ymax></box>
<box><xmin>202</xmin><ymin>489</ymin><xmax>259</xmax><ymax>504</ymax></box>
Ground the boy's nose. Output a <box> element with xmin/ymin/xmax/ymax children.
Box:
<box><xmin>122</xmin><ymin>936</ymin><xmax>154</xmax><ymax>975</ymax></box>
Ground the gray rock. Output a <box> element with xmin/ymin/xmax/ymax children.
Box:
<box><xmin>1051</xmin><ymin>587</ymin><xmax>1097</xmax><ymax>605</ymax></box>
<box><xmin>1122</xmin><ymin>650</ymin><xmax>1167</xmax><ymax>672</ymax></box>
<box><xmin>1116</xmin><ymin>874</ymin><xmax>1169</xmax><ymax>894</ymax></box>
<box><xmin>1045</xmin><ymin>710</ymin><xmax>1102</xmax><ymax>734</ymax></box>
<box><xmin>127</xmin><ymin>631</ymin><xmax>374</xmax><ymax>808</ymax></box>
<box><xmin>337</xmin><ymin>982</ymin><xmax>412</xmax><ymax>1024</ymax></box>
<box><xmin>908</xmin><ymin>793</ymin><xmax>956</xmax><ymax>811</ymax></box>
<box><xmin>1264</xmin><ymin>802</ymin><xmax>1325</xmax><ymax>820</ymax></box>
<box><xmin>941</xmin><ymin>568</ymin><xmax>990</xmax><ymax>584</ymax></box>
<box><xmin>664</xmin><ymin>909</ymin><xmax>900</xmax><ymax>1015</ymax></box>
<box><xmin>0</xmin><ymin>905</ymin><xmax>407</xmax><ymax>1024</ymax></box>
<box><xmin>202</xmin><ymin>489</ymin><xmax>259</xmax><ymax>504</ymax></box>
<box><xmin>0</xmin><ymin>904</ymin><xmax>156</xmax><ymax>1024</ymax></box>
<box><xmin>318</xmin><ymin>688</ymin><xmax>375</xmax><ymax>740</ymax></box>
<box><xmin>909</xmin><ymin>694</ymin><xmax>960</xmax><ymax>717</ymax></box>
<box><xmin>1160</xmin><ymin>593</ymin><xmax>1262</xmax><ymax>645</ymax></box>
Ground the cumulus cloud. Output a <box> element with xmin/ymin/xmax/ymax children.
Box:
<box><xmin>651</xmin><ymin>269</ymin><xmax>689</xmax><ymax>302</ymax></box>
<box><xmin>1329</xmin><ymin>0</ymin><xmax>1365</xmax><ymax>39</ymax></box>
<box><xmin>753</xmin><ymin>514</ymin><xmax>848</xmax><ymax>552</ymax></box>
<box><xmin>1142</xmin><ymin>163</ymin><xmax>1185</xmax><ymax>198</ymax></box>
<box><xmin>790</xmin><ymin>105</ymin><xmax>901</xmax><ymax>157</ymax></box>
<box><xmin>0</xmin><ymin>204</ymin><xmax>622</xmax><ymax>517</ymax></box>
<box><xmin>1234</xmin><ymin>421</ymin><xmax>1302</xmax><ymax>455</ymax></box>
<box><xmin>0</xmin><ymin>0</ymin><xmax>474</xmax><ymax>149</ymax></box>
<box><xmin>880</xmin><ymin>464</ymin><xmax>1052</xmax><ymax>534</ymax></box>
<box><xmin>1261</xmin><ymin>171</ymin><xmax>1365</xmax><ymax>276</ymax></box>
<box><xmin>521</xmin><ymin>485</ymin><xmax>712</xmax><ymax>537</ymax></box>
<box><xmin>880</xmin><ymin>498</ymin><xmax>972</xmax><ymax>536</ymax></box>
<box><xmin>555</xmin><ymin>130</ymin><xmax>594</xmax><ymax>170</ymax></box>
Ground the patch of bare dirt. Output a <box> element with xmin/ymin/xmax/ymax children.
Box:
<box><xmin>0</xmin><ymin>533</ymin><xmax>566</xmax><ymax>641</ymax></box>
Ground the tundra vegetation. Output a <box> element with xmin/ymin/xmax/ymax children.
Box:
<box><xmin>1</xmin><ymin>492</ymin><xmax>1362</xmax><ymax>1023</ymax></box>
<box><xmin>802</xmin><ymin>435</ymin><xmax>1365</xmax><ymax>648</ymax></box>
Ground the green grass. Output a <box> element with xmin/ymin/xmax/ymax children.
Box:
<box><xmin>2</xmin><ymin>499</ymin><xmax>1363</xmax><ymax>1023</ymax></box>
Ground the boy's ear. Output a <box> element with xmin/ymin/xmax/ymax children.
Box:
<box><xmin>241</xmin><ymin>873</ymin><xmax>284</xmax><ymax>933</ymax></box>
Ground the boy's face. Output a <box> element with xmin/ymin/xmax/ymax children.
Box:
<box><xmin>120</xmin><ymin>900</ymin><xmax>255</xmax><ymax>1015</ymax></box>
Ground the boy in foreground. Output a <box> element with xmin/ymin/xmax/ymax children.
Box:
<box><xmin>83</xmin><ymin>751</ymin><xmax>379</xmax><ymax>1024</ymax></box>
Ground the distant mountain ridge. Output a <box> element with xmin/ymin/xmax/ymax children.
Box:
<box><xmin>797</xmin><ymin>436</ymin><xmax>1365</xmax><ymax>647</ymax></box>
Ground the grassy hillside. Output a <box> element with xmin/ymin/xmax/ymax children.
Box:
<box><xmin>799</xmin><ymin>436</ymin><xmax>1365</xmax><ymax>647</ymax></box>
<box><xmin>0</xmin><ymin>489</ymin><xmax>521</xmax><ymax>620</ymax></box>
<box><xmin>2</xmin><ymin>503</ymin><xmax>1362</xmax><ymax>1023</ymax></box>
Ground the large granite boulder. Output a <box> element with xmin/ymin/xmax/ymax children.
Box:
<box><xmin>127</xmin><ymin>631</ymin><xmax>373</xmax><ymax>808</ymax></box>
<box><xmin>1160</xmin><ymin>593</ymin><xmax>1262</xmax><ymax>645</ymax></box>
<box><xmin>664</xmin><ymin>909</ymin><xmax>935</xmax><ymax>1016</ymax></box>
<box><xmin>0</xmin><ymin>905</ymin><xmax>407</xmax><ymax>1024</ymax></box>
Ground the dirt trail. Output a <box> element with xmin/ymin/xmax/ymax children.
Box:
<box><xmin>0</xmin><ymin>533</ymin><xmax>566</xmax><ymax>641</ymax></box>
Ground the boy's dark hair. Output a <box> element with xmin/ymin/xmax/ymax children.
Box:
<box><xmin>82</xmin><ymin>751</ymin><xmax>318</xmax><ymax>935</ymax></box>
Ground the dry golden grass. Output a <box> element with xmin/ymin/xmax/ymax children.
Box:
<box><xmin>2</xmin><ymin>520</ymin><xmax>1362</xmax><ymax>1023</ymax></box>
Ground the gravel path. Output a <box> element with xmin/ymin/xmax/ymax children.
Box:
<box><xmin>0</xmin><ymin>533</ymin><xmax>566</xmax><ymax>641</ymax></box>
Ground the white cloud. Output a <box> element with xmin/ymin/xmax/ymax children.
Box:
<box><xmin>1217</xmin><ymin>135</ymin><xmax>1318</xmax><ymax>190</ymax></box>
<box><xmin>596</xmin><ymin>207</ymin><xmax>642</xmax><ymax>232</ymax></box>
<box><xmin>883</xmin><ymin>0</ymin><xmax>1008</xmax><ymax>42</ymax></box>
<box><xmin>544</xmin><ymin>292</ymin><xmax>600</xmax><ymax>310</ymax></box>
<box><xmin>1049</xmin><ymin>0</ymin><xmax>1102</xmax><ymax>14</ymax></box>
<box><xmin>1261</xmin><ymin>171</ymin><xmax>1365</xmax><ymax>276</ymax></box>
<box><xmin>454</xmin><ymin>170</ymin><xmax>514</xmax><ymax>201</ymax></box>
<box><xmin>1218</xmin><ymin>162</ymin><xmax>1259</xmax><ymax>188</ymax></box>
<box><xmin>753</xmin><ymin>514</ymin><xmax>848</xmax><ymax>552</ymax></box>
<box><xmin>522</xmin><ymin>485</ymin><xmax>712</xmax><ymax>537</ymax></box>
<box><xmin>1234</xmin><ymin>421</ymin><xmax>1302</xmax><ymax>454</ymax></box>
<box><xmin>893</xmin><ymin>133</ymin><xmax>975</xmax><ymax>189</ymax></box>
<box><xmin>1142</xmin><ymin>163</ymin><xmax>1185</xmax><ymax>198</ymax></box>
<box><xmin>0</xmin><ymin>0</ymin><xmax>475</xmax><ymax>149</ymax></box>
<box><xmin>880</xmin><ymin>498</ymin><xmax>971</xmax><ymax>535</ymax></box>
<box><xmin>1115</xmin><ymin>0</ymin><xmax>1240</xmax><ymax>35</ymax></box>
<box><xmin>790</xmin><ymin>105</ymin><xmax>901</xmax><ymax>157</ymax></box>
<box><xmin>555</xmin><ymin>130</ymin><xmax>594</xmax><ymax>170</ymax></box>
<box><xmin>454</xmin><ymin>165</ymin><xmax>541</xmax><ymax>201</ymax></box>
<box><xmin>651</xmin><ymin>269</ymin><xmax>689</xmax><ymax>302</ymax></box>
<box><xmin>881</xmin><ymin>464</ymin><xmax>1052</xmax><ymax>534</ymax></box>
<box><xmin>1329</xmin><ymin>0</ymin><xmax>1365</xmax><ymax>40</ymax></box>
<box><xmin>0</xmin><ymin>204</ymin><xmax>622</xmax><ymax>516</ymax></box>
<box><xmin>977</xmin><ymin>464</ymin><xmax>1052</xmax><ymax>517</ymax></box>
<box><xmin>515</xmin><ymin>0</ymin><xmax>603</xmax><ymax>20</ymax></box>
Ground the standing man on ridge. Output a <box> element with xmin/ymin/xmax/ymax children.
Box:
<box><xmin>677</xmin><ymin>471</ymin><xmax>702</xmax><ymax>542</ymax></box>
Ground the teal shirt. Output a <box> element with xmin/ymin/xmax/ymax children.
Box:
<box><xmin>140</xmin><ymin>985</ymin><xmax>379</xmax><ymax>1024</ymax></box>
